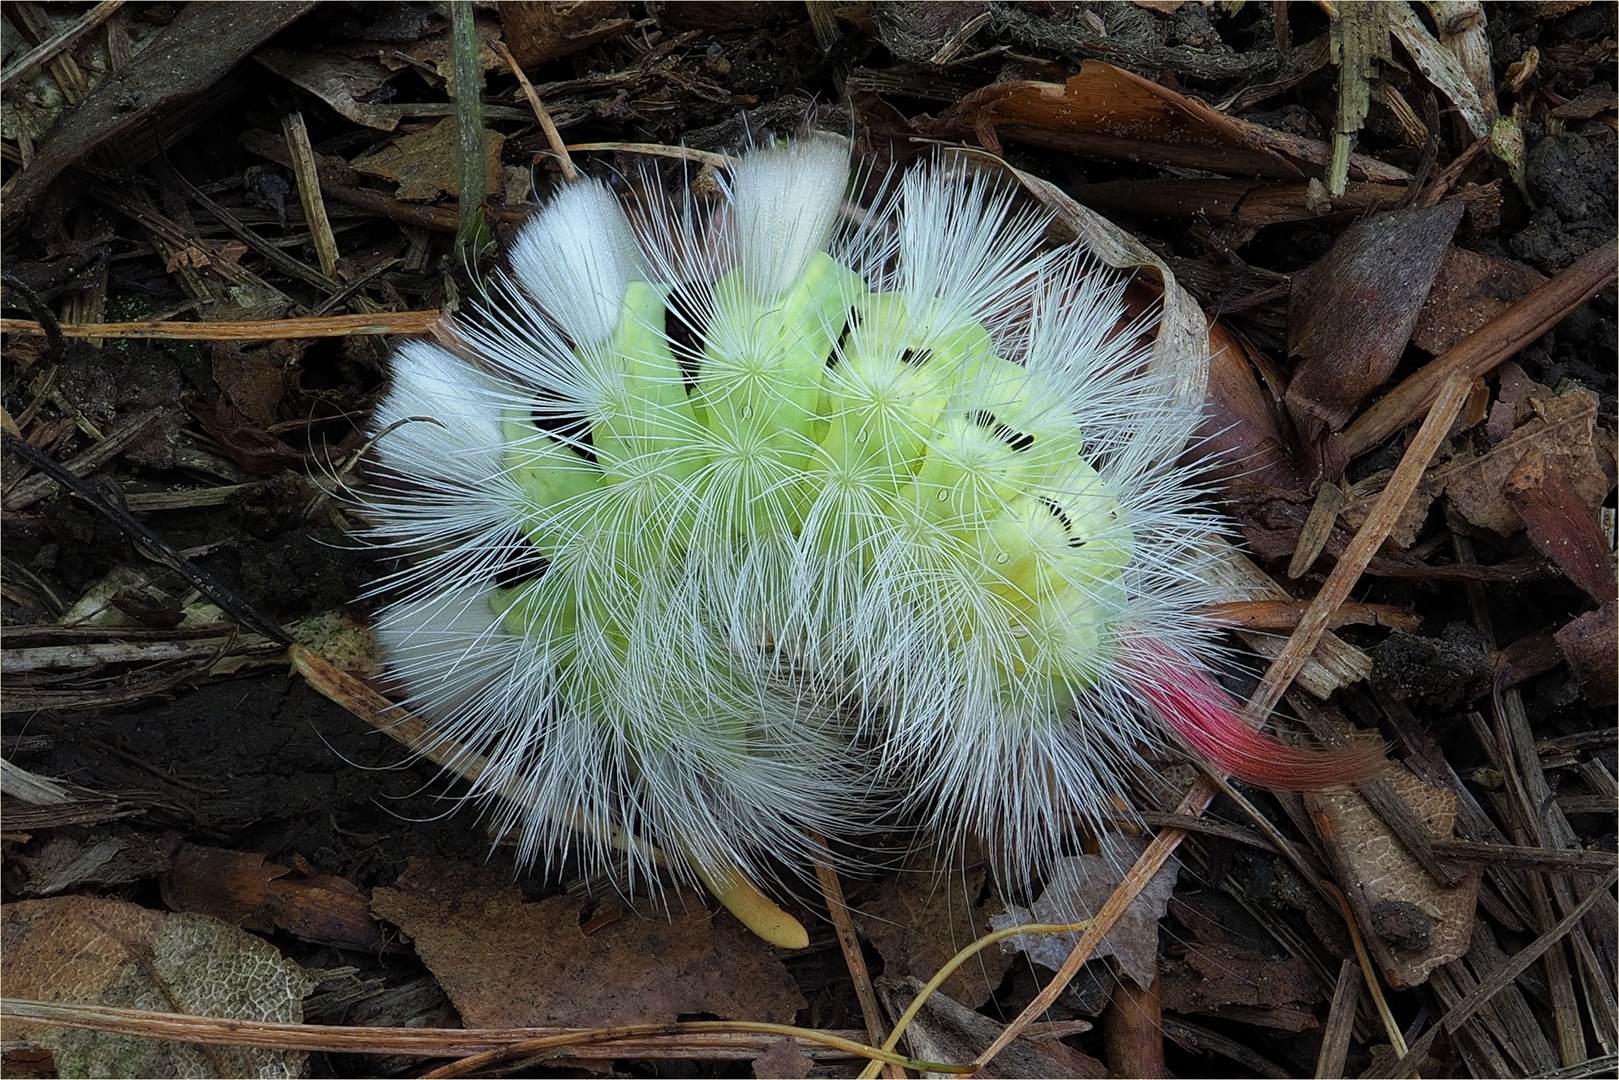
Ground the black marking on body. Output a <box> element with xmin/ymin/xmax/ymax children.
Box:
<box><xmin>969</xmin><ymin>410</ymin><xmax>1035</xmax><ymax>452</ymax></box>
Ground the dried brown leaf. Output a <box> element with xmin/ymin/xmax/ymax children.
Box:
<box><xmin>751</xmin><ymin>1037</ymin><xmax>816</xmax><ymax>1079</ymax></box>
<box><xmin>161</xmin><ymin>843</ymin><xmax>383</xmax><ymax>951</ymax></box>
<box><xmin>1431</xmin><ymin>385</ymin><xmax>1609</xmax><ymax>536</ymax></box>
<box><xmin>1285</xmin><ymin>202</ymin><xmax>1465</xmax><ymax>469</ymax></box>
<box><xmin>1199</xmin><ymin>321</ymin><xmax>1309</xmax><ymax>498</ymax></box>
<box><xmin>1306</xmin><ymin>766</ymin><xmax>1481</xmax><ymax>989</ymax></box>
<box><xmin>253</xmin><ymin>48</ymin><xmax>400</xmax><ymax>131</ymax></box>
<box><xmin>935</xmin><ymin>63</ymin><xmax>1301</xmax><ymax>177</ymax></box>
<box><xmin>855</xmin><ymin>851</ymin><xmax>1011</xmax><ymax>1010</ymax></box>
<box><xmin>1412</xmin><ymin>246</ymin><xmax>1548</xmax><ymax>356</ymax></box>
<box><xmin>1503</xmin><ymin>448</ymin><xmax>1618</xmax><ymax>602</ymax></box>
<box><xmin>0</xmin><ymin>896</ymin><xmax>315</xmax><ymax>1077</ymax></box>
<box><xmin>370</xmin><ymin>857</ymin><xmax>806</xmax><ymax>1027</ymax></box>
<box><xmin>991</xmin><ymin>837</ymin><xmax>1176</xmax><ymax>990</ymax></box>
<box><xmin>352</xmin><ymin>117</ymin><xmax>504</xmax><ymax>202</ymax></box>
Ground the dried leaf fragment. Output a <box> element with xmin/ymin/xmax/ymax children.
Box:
<box><xmin>370</xmin><ymin>857</ymin><xmax>806</xmax><ymax>1027</ymax></box>
<box><xmin>751</xmin><ymin>1037</ymin><xmax>815</xmax><ymax>1079</ymax></box>
<box><xmin>161</xmin><ymin>842</ymin><xmax>383</xmax><ymax>951</ymax></box>
<box><xmin>990</xmin><ymin>837</ymin><xmax>1176</xmax><ymax>990</ymax></box>
<box><xmin>1285</xmin><ymin>201</ymin><xmax>1465</xmax><ymax>471</ymax></box>
<box><xmin>352</xmin><ymin>117</ymin><xmax>504</xmax><ymax>201</ymax></box>
<box><xmin>1433</xmin><ymin>385</ymin><xmax>1610</xmax><ymax>537</ymax></box>
<box><xmin>253</xmin><ymin>48</ymin><xmax>399</xmax><ymax>131</ymax></box>
<box><xmin>1504</xmin><ymin>449</ymin><xmax>1618</xmax><ymax>602</ymax></box>
<box><xmin>1412</xmin><ymin>246</ymin><xmax>1548</xmax><ymax>356</ymax></box>
<box><xmin>1306</xmin><ymin>766</ymin><xmax>1481</xmax><ymax>988</ymax></box>
<box><xmin>855</xmin><ymin>851</ymin><xmax>1011</xmax><ymax>1010</ymax></box>
<box><xmin>1</xmin><ymin>896</ymin><xmax>315</xmax><ymax>1078</ymax></box>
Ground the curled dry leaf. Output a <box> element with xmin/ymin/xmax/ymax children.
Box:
<box><xmin>1199</xmin><ymin>321</ymin><xmax>1309</xmax><ymax>499</ymax></box>
<box><xmin>253</xmin><ymin>48</ymin><xmax>400</xmax><ymax>131</ymax></box>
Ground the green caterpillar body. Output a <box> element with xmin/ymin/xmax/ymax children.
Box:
<box><xmin>498</xmin><ymin>249</ymin><xmax>1136</xmax><ymax>716</ymax></box>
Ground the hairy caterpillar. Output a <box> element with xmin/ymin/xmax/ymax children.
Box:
<box><xmin>357</xmin><ymin>133</ymin><xmax>1383</xmax><ymax>940</ymax></box>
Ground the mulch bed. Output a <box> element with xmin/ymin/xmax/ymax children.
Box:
<box><xmin>2</xmin><ymin>3</ymin><xmax>1614</xmax><ymax>1078</ymax></box>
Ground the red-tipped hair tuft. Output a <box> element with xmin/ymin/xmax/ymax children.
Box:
<box><xmin>1128</xmin><ymin>645</ymin><xmax>1387</xmax><ymax>790</ymax></box>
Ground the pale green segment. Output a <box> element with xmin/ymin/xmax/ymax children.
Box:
<box><xmin>503</xmin><ymin>414</ymin><xmax>602</xmax><ymax>558</ymax></box>
<box><xmin>491</xmin><ymin>568</ymin><xmax>754</xmax><ymax>753</ymax></box>
<box><xmin>590</xmin><ymin>280</ymin><xmax>705</xmax><ymax>486</ymax></box>
<box><xmin>492</xmin><ymin>574</ymin><xmax>578</xmax><ymax>660</ymax></box>
<box><xmin>496</xmin><ymin>250</ymin><xmax>1142</xmax><ymax>715</ymax></box>
<box><xmin>907</xmin><ymin>415</ymin><xmax>1026</xmax><ymax>530</ymax></box>
<box><xmin>673</xmin><ymin>252</ymin><xmax>866</xmax><ymax>541</ymax></box>
<box><xmin>857</xmin><ymin>305</ymin><xmax>1135</xmax><ymax>695</ymax></box>
<box><xmin>698</xmin><ymin>252</ymin><xmax>866</xmax><ymax>462</ymax></box>
<box><xmin>818</xmin><ymin>293</ymin><xmax>994</xmax><ymax>481</ymax></box>
<box><xmin>948</xmin><ymin>353</ymin><xmax>1085</xmax><ymax>485</ymax></box>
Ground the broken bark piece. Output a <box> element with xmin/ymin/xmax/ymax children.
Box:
<box><xmin>1502</xmin><ymin>448</ymin><xmax>1617</xmax><ymax>603</ymax></box>
<box><xmin>875</xmin><ymin>977</ymin><xmax>1108</xmax><ymax>1079</ymax></box>
<box><xmin>497</xmin><ymin>1</ymin><xmax>632</xmax><ymax>69</ymax></box>
<box><xmin>1102</xmin><ymin>965</ymin><xmax>1166</xmax><ymax>1078</ymax></box>
<box><xmin>1554</xmin><ymin>601</ymin><xmax>1618</xmax><ymax>705</ymax></box>
<box><xmin>1284</xmin><ymin>201</ymin><xmax>1465</xmax><ymax>473</ymax></box>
